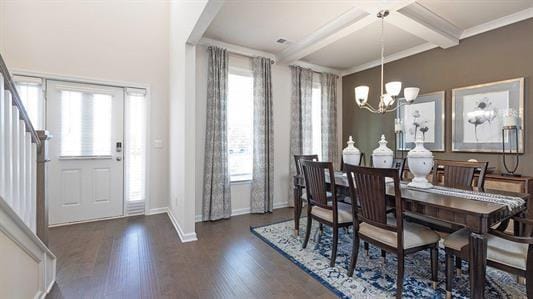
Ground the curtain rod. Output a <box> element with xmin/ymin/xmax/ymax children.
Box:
<box><xmin>227</xmin><ymin>50</ymin><xmax>275</xmax><ymax>64</ymax></box>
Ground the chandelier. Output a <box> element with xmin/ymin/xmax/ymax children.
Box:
<box><xmin>354</xmin><ymin>10</ymin><xmax>420</xmax><ymax>114</ymax></box>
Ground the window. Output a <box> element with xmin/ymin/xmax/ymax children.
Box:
<box><xmin>14</xmin><ymin>76</ymin><xmax>45</xmax><ymax>130</ymax></box>
<box><xmin>311</xmin><ymin>81</ymin><xmax>322</xmax><ymax>159</ymax></box>
<box><xmin>59</xmin><ymin>90</ymin><xmax>112</xmax><ymax>157</ymax></box>
<box><xmin>227</xmin><ymin>69</ymin><xmax>253</xmax><ymax>182</ymax></box>
<box><xmin>125</xmin><ymin>88</ymin><xmax>148</xmax><ymax>214</ymax></box>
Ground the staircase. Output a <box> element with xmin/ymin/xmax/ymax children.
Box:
<box><xmin>0</xmin><ymin>53</ymin><xmax>56</xmax><ymax>298</ymax></box>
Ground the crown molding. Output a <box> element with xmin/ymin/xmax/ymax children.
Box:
<box><xmin>461</xmin><ymin>7</ymin><xmax>533</xmax><ymax>39</ymax></box>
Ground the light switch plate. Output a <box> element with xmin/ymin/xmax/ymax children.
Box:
<box><xmin>153</xmin><ymin>139</ymin><xmax>163</xmax><ymax>149</ymax></box>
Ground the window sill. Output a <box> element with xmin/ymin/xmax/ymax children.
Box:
<box><xmin>230</xmin><ymin>179</ymin><xmax>252</xmax><ymax>185</ymax></box>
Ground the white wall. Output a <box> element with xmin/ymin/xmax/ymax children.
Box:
<box><xmin>195</xmin><ymin>44</ymin><xmax>343</xmax><ymax>219</ymax></box>
<box><xmin>0</xmin><ymin>0</ymin><xmax>170</xmax><ymax>211</ymax></box>
<box><xmin>168</xmin><ymin>0</ymin><xmax>208</xmax><ymax>241</ymax></box>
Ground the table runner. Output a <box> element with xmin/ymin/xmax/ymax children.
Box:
<box><xmin>402</xmin><ymin>183</ymin><xmax>525</xmax><ymax>212</ymax></box>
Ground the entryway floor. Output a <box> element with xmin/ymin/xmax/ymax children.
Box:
<box><xmin>46</xmin><ymin>208</ymin><xmax>335</xmax><ymax>299</ymax></box>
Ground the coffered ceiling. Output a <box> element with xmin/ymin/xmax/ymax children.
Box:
<box><xmin>202</xmin><ymin>0</ymin><xmax>533</xmax><ymax>75</ymax></box>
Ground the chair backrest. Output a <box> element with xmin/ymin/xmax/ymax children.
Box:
<box><xmin>344</xmin><ymin>165</ymin><xmax>403</xmax><ymax>237</ymax></box>
<box><xmin>432</xmin><ymin>159</ymin><xmax>489</xmax><ymax>190</ymax></box>
<box><xmin>301</xmin><ymin>161</ymin><xmax>337</xmax><ymax>211</ymax></box>
<box><xmin>294</xmin><ymin>154</ymin><xmax>319</xmax><ymax>176</ymax></box>
<box><xmin>392</xmin><ymin>158</ymin><xmax>406</xmax><ymax>180</ymax></box>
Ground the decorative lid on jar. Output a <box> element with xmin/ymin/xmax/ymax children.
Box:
<box><xmin>372</xmin><ymin>135</ymin><xmax>393</xmax><ymax>156</ymax></box>
<box><xmin>407</xmin><ymin>136</ymin><xmax>433</xmax><ymax>158</ymax></box>
<box><xmin>343</xmin><ymin>136</ymin><xmax>360</xmax><ymax>155</ymax></box>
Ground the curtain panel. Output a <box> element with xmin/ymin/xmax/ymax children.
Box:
<box><xmin>202</xmin><ymin>46</ymin><xmax>232</xmax><ymax>221</ymax></box>
<box><xmin>251</xmin><ymin>57</ymin><xmax>274</xmax><ymax>213</ymax></box>
<box><xmin>288</xmin><ymin>66</ymin><xmax>314</xmax><ymax>202</ymax></box>
<box><xmin>320</xmin><ymin>72</ymin><xmax>338</xmax><ymax>168</ymax></box>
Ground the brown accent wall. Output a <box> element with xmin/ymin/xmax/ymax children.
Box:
<box><xmin>342</xmin><ymin>18</ymin><xmax>533</xmax><ymax>175</ymax></box>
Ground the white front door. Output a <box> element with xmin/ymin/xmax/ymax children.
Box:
<box><xmin>47</xmin><ymin>80</ymin><xmax>124</xmax><ymax>225</ymax></box>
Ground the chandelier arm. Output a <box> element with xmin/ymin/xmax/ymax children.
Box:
<box><xmin>384</xmin><ymin>102</ymin><xmax>408</xmax><ymax>113</ymax></box>
<box><xmin>361</xmin><ymin>104</ymin><xmax>379</xmax><ymax>113</ymax></box>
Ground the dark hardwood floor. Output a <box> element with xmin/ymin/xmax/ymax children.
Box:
<box><xmin>47</xmin><ymin>208</ymin><xmax>336</xmax><ymax>299</ymax></box>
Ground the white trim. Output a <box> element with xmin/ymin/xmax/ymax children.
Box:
<box><xmin>341</xmin><ymin>42</ymin><xmax>437</xmax><ymax>76</ymax></box>
<box><xmin>460</xmin><ymin>7</ymin><xmax>533</xmax><ymax>39</ymax></box>
<box><xmin>187</xmin><ymin>0</ymin><xmax>224</xmax><ymax>45</ymax></box>
<box><xmin>0</xmin><ymin>197</ymin><xmax>56</xmax><ymax>298</ymax></box>
<box><xmin>165</xmin><ymin>208</ymin><xmax>198</xmax><ymax>242</ymax></box>
<box><xmin>48</xmin><ymin>214</ymin><xmax>130</xmax><ymax>228</ymax></box>
<box><xmin>194</xmin><ymin>201</ymin><xmax>290</xmax><ymax>223</ymax></box>
<box><xmin>198</xmin><ymin>37</ymin><xmax>277</xmax><ymax>62</ymax></box>
<box><xmin>291</xmin><ymin>60</ymin><xmax>342</xmax><ymax>76</ymax></box>
<box><xmin>11</xmin><ymin>69</ymin><xmax>150</xmax><ymax>90</ymax></box>
<box><xmin>146</xmin><ymin>207</ymin><xmax>168</xmax><ymax>215</ymax></box>
<box><xmin>340</xmin><ymin>8</ymin><xmax>533</xmax><ymax>76</ymax></box>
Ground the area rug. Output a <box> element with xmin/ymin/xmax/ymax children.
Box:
<box><xmin>251</xmin><ymin>219</ymin><xmax>526</xmax><ymax>298</ymax></box>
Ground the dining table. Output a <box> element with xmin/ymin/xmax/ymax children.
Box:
<box><xmin>293</xmin><ymin>171</ymin><xmax>530</xmax><ymax>299</ymax></box>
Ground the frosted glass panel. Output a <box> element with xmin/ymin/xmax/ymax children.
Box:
<box><xmin>60</xmin><ymin>91</ymin><xmax>112</xmax><ymax>156</ymax></box>
<box><xmin>125</xmin><ymin>93</ymin><xmax>146</xmax><ymax>203</ymax></box>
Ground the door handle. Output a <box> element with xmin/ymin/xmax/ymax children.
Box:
<box><xmin>116</xmin><ymin>157</ymin><xmax>122</xmax><ymax>161</ymax></box>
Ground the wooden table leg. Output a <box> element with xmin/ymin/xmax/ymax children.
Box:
<box><xmin>469</xmin><ymin>232</ymin><xmax>488</xmax><ymax>299</ymax></box>
<box><xmin>294</xmin><ymin>185</ymin><xmax>302</xmax><ymax>236</ymax></box>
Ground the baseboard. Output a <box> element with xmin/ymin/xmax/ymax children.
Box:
<box><xmin>165</xmin><ymin>208</ymin><xmax>198</xmax><ymax>243</ymax></box>
<box><xmin>195</xmin><ymin>200</ymin><xmax>290</xmax><ymax>222</ymax></box>
<box><xmin>145</xmin><ymin>207</ymin><xmax>168</xmax><ymax>215</ymax></box>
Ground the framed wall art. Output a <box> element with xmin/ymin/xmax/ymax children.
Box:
<box><xmin>452</xmin><ymin>78</ymin><xmax>524</xmax><ymax>153</ymax></box>
<box><xmin>396</xmin><ymin>91</ymin><xmax>445</xmax><ymax>151</ymax></box>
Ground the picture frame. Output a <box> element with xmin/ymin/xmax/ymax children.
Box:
<box><xmin>452</xmin><ymin>78</ymin><xmax>524</xmax><ymax>153</ymax></box>
<box><xmin>396</xmin><ymin>91</ymin><xmax>445</xmax><ymax>152</ymax></box>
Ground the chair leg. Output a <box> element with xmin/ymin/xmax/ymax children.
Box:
<box><xmin>364</xmin><ymin>241</ymin><xmax>369</xmax><ymax>256</ymax></box>
<box><xmin>455</xmin><ymin>257</ymin><xmax>462</xmax><ymax>275</ymax></box>
<box><xmin>430</xmin><ymin>246</ymin><xmax>438</xmax><ymax>289</ymax></box>
<box><xmin>319</xmin><ymin>223</ymin><xmax>324</xmax><ymax>234</ymax></box>
<box><xmin>302</xmin><ymin>216</ymin><xmax>312</xmax><ymax>249</ymax></box>
<box><xmin>445</xmin><ymin>252</ymin><xmax>454</xmax><ymax>299</ymax></box>
<box><xmin>381</xmin><ymin>249</ymin><xmax>387</xmax><ymax>263</ymax></box>
<box><xmin>330</xmin><ymin>226</ymin><xmax>339</xmax><ymax>267</ymax></box>
<box><xmin>349</xmin><ymin>232</ymin><xmax>360</xmax><ymax>276</ymax></box>
<box><xmin>396</xmin><ymin>255</ymin><xmax>405</xmax><ymax>299</ymax></box>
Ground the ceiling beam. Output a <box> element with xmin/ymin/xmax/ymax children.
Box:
<box><xmin>187</xmin><ymin>0</ymin><xmax>224</xmax><ymax>45</ymax></box>
<box><xmin>277</xmin><ymin>0</ymin><xmax>418</xmax><ymax>63</ymax></box>
<box><xmin>387</xmin><ymin>2</ymin><xmax>461</xmax><ymax>49</ymax></box>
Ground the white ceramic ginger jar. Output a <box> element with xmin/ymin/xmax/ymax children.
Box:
<box><xmin>407</xmin><ymin>136</ymin><xmax>434</xmax><ymax>189</ymax></box>
<box><xmin>343</xmin><ymin>136</ymin><xmax>361</xmax><ymax>166</ymax></box>
<box><xmin>372</xmin><ymin>135</ymin><xmax>394</xmax><ymax>169</ymax></box>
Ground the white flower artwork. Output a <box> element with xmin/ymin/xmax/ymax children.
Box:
<box><xmin>462</xmin><ymin>91</ymin><xmax>508</xmax><ymax>143</ymax></box>
<box><xmin>404</xmin><ymin>101</ymin><xmax>436</xmax><ymax>143</ymax></box>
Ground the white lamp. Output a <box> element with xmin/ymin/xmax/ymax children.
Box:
<box><xmin>355</xmin><ymin>86</ymin><xmax>369</xmax><ymax>106</ymax></box>
<box><xmin>385</xmin><ymin>81</ymin><xmax>402</xmax><ymax>97</ymax></box>
<box><xmin>404</xmin><ymin>87</ymin><xmax>420</xmax><ymax>103</ymax></box>
<box><xmin>382</xmin><ymin>93</ymin><xmax>394</xmax><ymax>106</ymax></box>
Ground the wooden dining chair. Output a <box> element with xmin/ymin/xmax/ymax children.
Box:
<box><xmin>406</xmin><ymin>160</ymin><xmax>490</xmax><ymax>231</ymax></box>
<box><xmin>443</xmin><ymin>214</ymin><xmax>533</xmax><ymax>299</ymax></box>
<box><xmin>301</xmin><ymin>160</ymin><xmax>353</xmax><ymax>267</ymax></box>
<box><xmin>432</xmin><ymin>159</ymin><xmax>489</xmax><ymax>191</ymax></box>
<box><xmin>344</xmin><ymin>165</ymin><xmax>440</xmax><ymax>298</ymax></box>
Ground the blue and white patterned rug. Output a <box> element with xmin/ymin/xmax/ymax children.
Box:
<box><xmin>251</xmin><ymin>219</ymin><xmax>526</xmax><ymax>298</ymax></box>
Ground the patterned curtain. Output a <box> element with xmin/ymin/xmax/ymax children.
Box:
<box><xmin>202</xmin><ymin>46</ymin><xmax>231</xmax><ymax>221</ymax></box>
<box><xmin>251</xmin><ymin>57</ymin><xmax>274</xmax><ymax>213</ymax></box>
<box><xmin>320</xmin><ymin>72</ymin><xmax>338</xmax><ymax>168</ymax></box>
<box><xmin>288</xmin><ymin>65</ymin><xmax>314</xmax><ymax>202</ymax></box>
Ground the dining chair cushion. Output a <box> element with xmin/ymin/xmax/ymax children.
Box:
<box><xmin>311</xmin><ymin>202</ymin><xmax>353</xmax><ymax>223</ymax></box>
<box><xmin>404</xmin><ymin>212</ymin><xmax>455</xmax><ymax>230</ymax></box>
<box><xmin>358</xmin><ymin>216</ymin><xmax>440</xmax><ymax>249</ymax></box>
<box><xmin>301</xmin><ymin>190</ymin><xmax>332</xmax><ymax>201</ymax></box>
<box><xmin>444</xmin><ymin>228</ymin><xmax>528</xmax><ymax>270</ymax></box>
